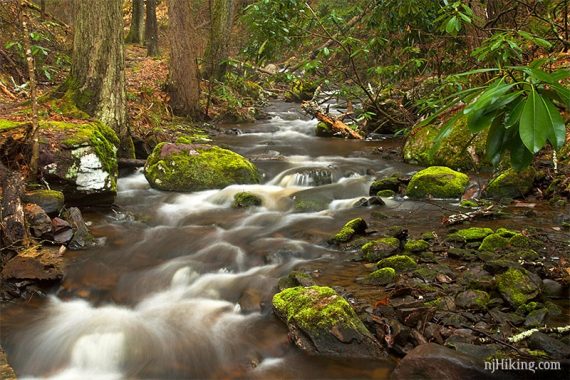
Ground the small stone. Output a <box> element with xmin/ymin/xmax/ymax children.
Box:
<box><xmin>24</xmin><ymin>203</ymin><xmax>52</xmax><ymax>238</ymax></box>
<box><xmin>377</xmin><ymin>255</ymin><xmax>417</xmax><ymax>272</ymax></box>
<box><xmin>496</xmin><ymin>268</ymin><xmax>541</xmax><ymax>308</ymax></box>
<box><xmin>329</xmin><ymin>218</ymin><xmax>367</xmax><ymax>244</ymax></box>
<box><xmin>361</xmin><ymin>237</ymin><xmax>400</xmax><ymax>261</ymax></box>
<box><xmin>232</xmin><ymin>192</ymin><xmax>262</xmax><ymax>208</ymax></box>
<box><xmin>455</xmin><ymin>290</ymin><xmax>490</xmax><ymax>310</ymax></box>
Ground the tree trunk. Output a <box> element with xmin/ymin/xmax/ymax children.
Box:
<box><xmin>204</xmin><ymin>0</ymin><xmax>234</xmax><ymax>81</ymax></box>
<box><xmin>1</xmin><ymin>167</ymin><xmax>30</xmax><ymax>248</ymax></box>
<box><xmin>126</xmin><ymin>0</ymin><xmax>145</xmax><ymax>44</ymax></box>
<box><xmin>19</xmin><ymin>0</ymin><xmax>39</xmax><ymax>180</ymax></box>
<box><xmin>167</xmin><ymin>0</ymin><xmax>201</xmax><ymax>117</ymax></box>
<box><xmin>69</xmin><ymin>0</ymin><xmax>134</xmax><ymax>158</ymax></box>
<box><xmin>145</xmin><ymin>0</ymin><xmax>159</xmax><ymax>56</ymax></box>
<box><xmin>485</xmin><ymin>0</ymin><xmax>518</xmax><ymax>28</ymax></box>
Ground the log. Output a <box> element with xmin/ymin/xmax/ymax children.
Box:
<box><xmin>301</xmin><ymin>100</ymin><xmax>363</xmax><ymax>139</ymax></box>
<box><xmin>1</xmin><ymin>168</ymin><xmax>30</xmax><ymax>247</ymax></box>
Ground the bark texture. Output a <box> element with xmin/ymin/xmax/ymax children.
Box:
<box><xmin>1</xmin><ymin>167</ymin><xmax>30</xmax><ymax>247</ymax></box>
<box><xmin>145</xmin><ymin>0</ymin><xmax>159</xmax><ymax>56</ymax></box>
<box><xmin>126</xmin><ymin>0</ymin><xmax>145</xmax><ymax>44</ymax></box>
<box><xmin>70</xmin><ymin>0</ymin><xmax>133</xmax><ymax>158</ymax></box>
<box><xmin>167</xmin><ymin>0</ymin><xmax>201</xmax><ymax>117</ymax></box>
<box><xmin>204</xmin><ymin>0</ymin><xmax>234</xmax><ymax>80</ymax></box>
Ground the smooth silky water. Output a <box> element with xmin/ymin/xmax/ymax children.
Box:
<box><xmin>0</xmin><ymin>102</ymin><xmax>477</xmax><ymax>379</ymax></box>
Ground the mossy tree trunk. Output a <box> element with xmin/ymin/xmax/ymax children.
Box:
<box><xmin>204</xmin><ymin>0</ymin><xmax>234</xmax><ymax>81</ymax></box>
<box><xmin>126</xmin><ymin>0</ymin><xmax>145</xmax><ymax>44</ymax></box>
<box><xmin>145</xmin><ymin>0</ymin><xmax>159</xmax><ymax>56</ymax></box>
<box><xmin>167</xmin><ymin>0</ymin><xmax>201</xmax><ymax>118</ymax></box>
<box><xmin>69</xmin><ymin>0</ymin><xmax>133</xmax><ymax>158</ymax></box>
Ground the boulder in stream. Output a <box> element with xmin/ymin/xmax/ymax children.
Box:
<box><xmin>406</xmin><ymin>166</ymin><xmax>469</xmax><ymax>199</ymax></box>
<box><xmin>144</xmin><ymin>143</ymin><xmax>260</xmax><ymax>192</ymax></box>
<box><xmin>484</xmin><ymin>167</ymin><xmax>536</xmax><ymax>200</ymax></box>
<box><xmin>272</xmin><ymin>286</ymin><xmax>385</xmax><ymax>358</ymax></box>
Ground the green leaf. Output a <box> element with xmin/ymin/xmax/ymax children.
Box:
<box><xmin>550</xmin><ymin>69</ymin><xmax>570</xmax><ymax>81</ymax></box>
<box><xmin>445</xmin><ymin>16</ymin><xmax>459</xmax><ymax>35</ymax></box>
<box><xmin>504</xmin><ymin>97</ymin><xmax>525</xmax><ymax>128</ymax></box>
<box><xmin>322</xmin><ymin>47</ymin><xmax>330</xmax><ymax>57</ymax></box>
<box><xmin>463</xmin><ymin>79</ymin><xmax>515</xmax><ymax>115</ymax></box>
<box><xmin>430</xmin><ymin>112</ymin><xmax>463</xmax><ymax>156</ymax></box>
<box><xmin>541</xmin><ymin>96</ymin><xmax>566</xmax><ymax>150</ymax></box>
<box><xmin>467</xmin><ymin>110</ymin><xmax>495</xmax><ymax>133</ymax></box>
<box><xmin>509</xmin><ymin>138</ymin><xmax>534</xmax><ymax>170</ymax></box>
<box><xmin>485</xmin><ymin>115</ymin><xmax>507</xmax><ymax>166</ymax></box>
<box><xmin>519</xmin><ymin>86</ymin><xmax>550</xmax><ymax>153</ymax></box>
<box><xmin>549</xmin><ymin>83</ymin><xmax>570</xmax><ymax>109</ymax></box>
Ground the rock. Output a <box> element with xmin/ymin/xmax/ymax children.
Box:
<box><xmin>368</xmin><ymin>267</ymin><xmax>397</xmax><ymax>285</ymax></box>
<box><xmin>272</xmin><ymin>286</ymin><xmax>385</xmax><ymax>358</ymax></box>
<box><xmin>403</xmin><ymin>113</ymin><xmax>490</xmax><ymax>170</ymax></box>
<box><xmin>377</xmin><ymin>189</ymin><xmax>396</xmax><ymax>197</ymax></box>
<box><xmin>36</xmin><ymin>120</ymin><xmax>119</xmax><ymax>206</ymax></box>
<box><xmin>404</xmin><ymin>239</ymin><xmax>430</xmax><ymax>252</ymax></box>
<box><xmin>52</xmin><ymin>217</ymin><xmax>73</xmax><ymax>244</ymax></box>
<box><xmin>0</xmin><ymin>345</ymin><xmax>16</xmax><ymax>380</ymax></box>
<box><xmin>377</xmin><ymin>255</ymin><xmax>417</xmax><ymax>272</ymax></box>
<box><xmin>406</xmin><ymin>166</ymin><xmax>469</xmax><ymax>199</ymax></box>
<box><xmin>496</xmin><ymin>268</ymin><xmax>541</xmax><ymax>308</ymax></box>
<box><xmin>316</xmin><ymin>121</ymin><xmax>334</xmax><ymax>137</ymax></box>
<box><xmin>370</xmin><ymin>175</ymin><xmax>400</xmax><ymax>195</ymax></box>
<box><xmin>1</xmin><ymin>245</ymin><xmax>64</xmax><ymax>282</ymax></box>
<box><xmin>329</xmin><ymin>218</ymin><xmax>367</xmax><ymax>244</ymax></box>
<box><xmin>524</xmin><ymin>308</ymin><xmax>548</xmax><ymax>327</ymax></box>
<box><xmin>478</xmin><ymin>233</ymin><xmax>509</xmax><ymax>251</ymax></box>
<box><xmin>24</xmin><ymin>203</ymin><xmax>52</xmax><ymax>238</ymax></box>
<box><xmin>144</xmin><ymin>143</ymin><xmax>260</xmax><ymax>192</ymax></box>
<box><xmin>63</xmin><ymin>207</ymin><xmax>95</xmax><ymax>250</ymax></box>
<box><xmin>361</xmin><ymin>237</ymin><xmax>400</xmax><ymax>261</ymax></box>
<box><xmin>455</xmin><ymin>290</ymin><xmax>490</xmax><ymax>310</ymax></box>
<box><xmin>484</xmin><ymin>168</ymin><xmax>536</xmax><ymax>199</ymax></box>
<box><xmin>542</xmin><ymin>279</ymin><xmax>564</xmax><ymax>297</ymax></box>
<box><xmin>391</xmin><ymin>343</ymin><xmax>509</xmax><ymax>380</ymax></box>
<box><xmin>353</xmin><ymin>196</ymin><xmax>385</xmax><ymax>207</ymax></box>
<box><xmin>284</xmin><ymin>79</ymin><xmax>317</xmax><ymax>103</ymax></box>
<box><xmin>21</xmin><ymin>190</ymin><xmax>64</xmax><ymax>214</ymax></box>
<box><xmin>529</xmin><ymin>332</ymin><xmax>570</xmax><ymax>359</ymax></box>
<box><xmin>232</xmin><ymin>192</ymin><xmax>262</xmax><ymax>208</ymax></box>
<box><xmin>446</xmin><ymin>227</ymin><xmax>494</xmax><ymax>243</ymax></box>
<box><xmin>277</xmin><ymin>271</ymin><xmax>316</xmax><ymax>291</ymax></box>
<box><xmin>447</xmin><ymin>342</ymin><xmax>498</xmax><ymax>361</ymax></box>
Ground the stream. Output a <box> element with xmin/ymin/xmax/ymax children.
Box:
<box><xmin>1</xmin><ymin>102</ymin><xmax>568</xmax><ymax>379</ymax></box>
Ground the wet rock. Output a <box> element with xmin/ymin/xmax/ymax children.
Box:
<box><xmin>404</xmin><ymin>239</ymin><xmax>430</xmax><ymax>252</ymax></box>
<box><xmin>353</xmin><ymin>196</ymin><xmax>385</xmax><ymax>208</ymax></box>
<box><xmin>478</xmin><ymin>233</ymin><xmax>509</xmax><ymax>251</ymax></box>
<box><xmin>329</xmin><ymin>218</ymin><xmax>367</xmax><ymax>244</ymax></box>
<box><xmin>406</xmin><ymin>166</ymin><xmax>469</xmax><ymax>199</ymax></box>
<box><xmin>1</xmin><ymin>245</ymin><xmax>64</xmax><ymax>282</ymax></box>
<box><xmin>377</xmin><ymin>189</ymin><xmax>396</xmax><ymax>197</ymax></box>
<box><xmin>0</xmin><ymin>345</ymin><xmax>16</xmax><ymax>380</ymax></box>
<box><xmin>22</xmin><ymin>189</ymin><xmax>64</xmax><ymax>214</ymax></box>
<box><xmin>446</xmin><ymin>227</ymin><xmax>494</xmax><ymax>243</ymax></box>
<box><xmin>484</xmin><ymin>168</ymin><xmax>536</xmax><ymax>199</ymax></box>
<box><xmin>24</xmin><ymin>203</ymin><xmax>52</xmax><ymax>238</ymax></box>
<box><xmin>489</xmin><ymin>308</ymin><xmax>524</xmax><ymax>326</ymax></box>
<box><xmin>232</xmin><ymin>192</ymin><xmax>262</xmax><ymax>208</ymax></box>
<box><xmin>369</xmin><ymin>175</ymin><xmax>400</xmax><ymax>195</ymax></box>
<box><xmin>483</xmin><ymin>259</ymin><xmax>520</xmax><ymax>275</ymax></box>
<box><xmin>425</xmin><ymin>296</ymin><xmax>456</xmax><ymax>311</ymax></box>
<box><xmin>144</xmin><ymin>143</ymin><xmax>260</xmax><ymax>192</ymax></box>
<box><xmin>447</xmin><ymin>342</ymin><xmax>498</xmax><ymax>361</ymax></box>
<box><xmin>52</xmin><ymin>217</ymin><xmax>73</xmax><ymax>244</ymax></box>
<box><xmin>368</xmin><ymin>267</ymin><xmax>397</xmax><ymax>285</ymax></box>
<box><xmin>272</xmin><ymin>286</ymin><xmax>385</xmax><ymax>358</ymax></box>
<box><xmin>448</xmin><ymin>247</ymin><xmax>477</xmax><ymax>261</ymax></box>
<box><xmin>361</xmin><ymin>237</ymin><xmax>400</xmax><ymax>261</ymax></box>
<box><xmin>496</xmin><ymin>268</ymin><xmax>541</xmax><ymax>308</ymax></box>
<box><xmin>63</xmin><ymin>207</ymin><xmax>95</xmax><ymax>250</ymax></box>
<box><xmin>542</xmin><ymin>279</ymin><xmax>564</xmax><ymax>297</ymax></box>
<box><xmin>277</xmin><ymin>271</ymin><xmax>316</xmax><ymax>291</ymax></box>
<box><xmin>528</xmin><ymin>332</ymin><xmax>570</xmax><ymax>359</ymax></box>
<box><xmin>524</xmin><ymin>308</ymin><xmax>548</xmax><ymax>327</ymax></box>
<box><xmin>455</xmin><ymin>290</ymin><xmax>490</xmax><ymax>310</ymax></box>
<box><xmin>377</xmin><ymin>255</ymin><xmax>417</xmax><ymax>272</ymax></box>
<box><xmin>391</xmin><ymin>343</ymin><xmax>508</xmax><ymax>380</ymax></box>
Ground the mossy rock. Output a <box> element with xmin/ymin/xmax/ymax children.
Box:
<box><xmin>459</xmin><ymin>199</ymin><xmax>479</xmax><ymax>208</ymax></box>
<box><xmin>272</xmin><ymin>286</ymin><xmax>384</xmax><ymax>358</ymax></box>
<box><xmin>144</xmin><ymin>143</ymin><xmax>260</xmax><ymax>192</ymax></box>
<box><xmin>22</xmin><ymin>190</ymin><xmax>64</xmax><ymax>214</ymax></box>
<box><xmin>329</xmin><ymin>218</ymin><xmax>367</xmax><ymax>244</ymax></box>
<box><xmin>277</xmin><ymin>271</ymin><xmax>316</xmax><ymax>291</ymax></box>
<box><xmin>404</xmin><ymin>239</ymin><xmax>430</xmax><ymax>252</ymax></box>
<box><xmin>403</xmin><ymin>113</ymin><xmax>489</xmax><ymax>170</ymax></box>
<box><xmin>484</xmin><ymin>168</ymin><xmax>536</xmax><ymax>199</ymax></box>
<box><xmin>361</xmin><ymin>237</ymin><xmax>400</xmax><ymax>261</ymax></box>
<box><xmin>294</xmin><ymin>198</ymin><xmax>328</xmax><ymax>212</ymax></box>
<box><xmin>316</xmin><ymin>121</ymin><xmax>334</xmax><ymax>137</ymax></box>
<box><xmin>495</xmin><ymin>227</ymin><xmax>518</xmax><ymax>238</ymax></box>
<box><xmin>455</xmin><ymin>290</ymin><xmax>490</xmax><ymax>310</ymax></box>
<box><xmin>447</xmin><ymin>227</ymin><xmax>494</xmax><ymax>243</ymax></box>
<box><xmin>368</xmin><ymin>267</ymin><xmax>397</xmax><ymax>285</ymax></box>
<box><xmin>369</xmin><ymin>175</ymin><xmax>400</xmax><ymax>195</ymax></box>
<box><xmin>377</xmin><ymin>255</ymin><xmax>417</xmax><ymax>272</ymax></box>
<box><xmin>377</xmin><ymin>189</ymin><xmax>396</xmax><ymax>197</ymax></box>
<box><xmin>406</xmin><ymin>166</ymin><xmax>469</xmax><ymax>199</ymax></box>
<box><xmin>478</xmin><ymin>233</ymin><xmax>510</xmax><ymax>251</ymax></box>
<box><xmin>232</xmin><ymin>192</ymin><xmax>262</xmax><ymax>208</ymax></box>
<box><xmin>496</xmin><ymin>268</ymin><xmax>541</xmax><ymax>308</ymax></box>
<box><xmin>284</xmin><ymin>79</ymin><xmax>318</xmax><ymax>103</ymax></box>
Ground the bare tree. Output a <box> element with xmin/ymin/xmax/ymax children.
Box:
<box><xmin>204</xmin><ymin>0</ymin><xmax>234</xmax><ymax>80</ymax></box>
<box><xmin>126</xmin><ymin>0</ymin><xmax>145</xmax><ymax>44</ymax></box>
<box><xmin>145</xmin><ymin>0</ymin><xmax>159</xmax><ymax>56</ymax></box>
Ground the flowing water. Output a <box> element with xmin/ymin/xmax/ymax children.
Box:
<box><xmin>1</xmin><ymin>102</ymin><xmax>566</xmax><ymax>379</ymax></box>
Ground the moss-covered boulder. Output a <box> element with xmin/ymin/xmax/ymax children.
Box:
<box><xmin>455</xmin><ymin>290</ymin><xmax>490</xmax><ymax>310</ymax></box>
<box><xmin>272</xmin><ymin>286</ymin><xmax>384</xmax><ymax>358</ymax></box>
<box><xmin>406</xmin><ymin>166</ymin><xmax>469</xmax><ymax>199</ymax></box>
<box><xmin>361</xmin><ymin>237</ymin><xmax>400</xmax><ymax>261</ymax></box>
<box><xmin>0</xmin><ymin>119</ymin><xmax>119</xmax><ymax>205</ymax></box>
<box><xmin>22</xmin><ymin>190</ymin><xmax>65</xmax><ymax>214</ymax></box>
<box><xmin>496</xmin><ymin>268</ymin><xmax>541</xmax><ymax>308</ymax></box>
<box><xmin>377</xmin><ymin>255</ymin><xmax>417</xmax><ymax>272</ymax></box>
<box><xmin>144</xmin><ymin>143</ymin><xmax>260</xmax><ymax>192</ymax></box>
<box><xmin>484</xmin><ymin>168</ymin><xmax>536</xmax><ymax>199</ymax></box>
<box><xmin>315</xmin><ymin>121</ymin><xmax>334</xmax><ymax>137</ymax></box>
<box><xmin>369</xmin><ymin>175</ymin><xmax>400</xmax><ymax>195</ymax></box>
<box><xmin>368</xmin><ymin>267</ymin><xmax>397</xmax><ymax>285</ymax></box>
<box><xmin>404</xmin><ymin>239</ymin><xmax>430</xmax><ymax>252</ymax></box>
<box><xmin>403</xmin><ymin>114</ymin><xmax>489</xmax><ymax>170</ymax></box>
<box><xmin>478</xmin><ymin>233</ymin><xmax>510</xmax><ymax>251</ymax></box>
<box><xmin>446</xmin><ymin>227</ymin><xmax>494</xmax><ymax>243</ymax></box>
<box><xmin>232</xmin><ymin>192</ymin><xmax>262</xmax><ymax>208</ymax></box>
<box><xmin>284</xmin><ymin>79</ymin><xmax>318</xmax><ymax>103</ymax></box>
<box><xmin>329</xmin><ymin>218</ymin><xmax>367</xmax><ymax>244</ymax></box>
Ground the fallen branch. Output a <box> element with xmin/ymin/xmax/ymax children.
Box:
<box><xmin>301</xmin><ymin>100</ymin><xmax>363</xmax><ymax>139</ymax></box>
<box><xmin>442</xmin><ymin>205</ymin><xmax>495</xmax><ymax>225</ymax></box>
<box><xmin>0</xmin><ymin>80</ymin><xmax>17</xmax><ymax>100</ymax></box>
<box><xmin>508</xmin><ymin>326</ymin><xmax>570</xmax><ymax>343</ymax></box>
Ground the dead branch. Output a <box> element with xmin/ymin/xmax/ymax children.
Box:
<box><xmin>442</xmin><ymin>205</ymin><xmax>495</xmax><ymax>225</ymax></box>
<box><xmin>301</xmin><ymin>100</ymin><xmax>363</xmax><ymax>139</ymax></box>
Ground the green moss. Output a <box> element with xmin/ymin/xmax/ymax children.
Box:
<box><xmin>406</xmin><ymin>166</ymin><xmax>469</xmax><ymax>199</ymax></box>
<box><xmin>479</xmin><ymin>233</ymin><xmax>510</xmax><ymax>251</ymax></box>
<box><xmin>424</xmin><ymin>296</ymin><xmax>455</xmax><ymax>310</ymax></box>
<box><xmin>272</xmin><ymin>286</ymin><xmax>368</xmax><ymax>335</ymax></box>
<box><xmin>413</xmin><ymin>266</ymin><xmax>438</xmax><ymax>281</ymax></box>
<box><xmin>455</xmin><ymin>290</ymin><xmax>490</xmax><ymax>310</ymax></box>
<box><xmin>315</xmin><ymin>121</ymin><xmax>333</xmax><ymax>137</ymax></box>
<box><xmin>404</xmin><ymin>239</ymin><xmax>430</xmax><ymax>252</ymax></box>
<box><xmin>447</xmin><ymin>227</ymin><xmax>494</xmax><ymax>243</ymax></box>
<box><xmin>0</xmin><ymin>119</ymin><xmax>25</xmax><ymax>131</ymax></box>
<box><xmin>485</xmin><ymin>168</ymin><xmax>536</xmax><ymax>199</ymax></box>
<box><xmin>370</xmin><ymin>175</ymin><xmax>400</xmax><ymax>194</ymax></box>
<box><xmin>421</xmin><ymin>231</ymin><xmax>436</xmax><ymax>240</ymax></box>
<box><xmin>377</xmin><ymin>255</ymin><xmax>417</xmax><ymax>272</ymax></box>
<box><xmin>460</xmin><ymin>199</ymin><xmax>479</xmax><ymax>208</ymax></box>
<box><xmin>496</xmin><ymin>268</ymin><xmax>540</xmax><ymax>307</ymax></box>
<box><xmin>377</xmin><ymin>189</ymin><xmax>396</xmax><ymax>197</ymax></box>
<box><xmin>232</xmin><ymin>192</ymin><xmax>262</xmax><ymax>208</ymax></box>
<box><xmin>509</xmin><ymin>234</ymin><xmax>530</xmax><ymax>248</ymax></box>
<box><xmin>144</xmin><ymin>143</ymin><xmax>260</xmax><ymax>192</ymax></box>
<box><xmin>495</xmin><ymin>228</ymin><xmax>518</xmax><ymax>238</ymax></box>
<box><xmin>329</xmin><ymin>218</ymin><xmax>367</xmax><ymax>244</ymax></box>
<box><xmin>361</xmin><ymin>237</ymin><xmax>400</xmax><ymax>261</ymax></box>
<box><xmin>516</xmin><ymin>301</ymin><xmax>541</xmax><ymax>315</ymax></box>
<box><xmin>294</xmin><ymin>199</ymin><xmax>327</xmax><ymax>212</ymax></box>
<box><xmin>368</xmin><ymin>267</ymin><xmax>397</xmax><ymax>285</ymax></box>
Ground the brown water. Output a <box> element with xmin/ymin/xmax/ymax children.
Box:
<box><xmin>1</xmin><ymin>102</ymin><xmax>568</xmax><ymax>379</ymax></box>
